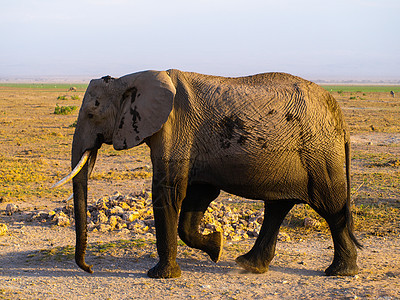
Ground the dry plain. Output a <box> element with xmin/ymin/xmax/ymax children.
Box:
<box><xmin>0</xmin><ymin>83</ymin><xmax>399</xmax><ymax>299</ymax></box>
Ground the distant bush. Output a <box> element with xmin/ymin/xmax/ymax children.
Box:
<box><xmin>54</xmin><ymin>105</ymin><xmax>78</xmax><ymax>115</ymax></box>
<box><xmin>57</xmin><ymin>95</ymin><xmax>80</xmax><ymax>100</ymax></box>
<box><xmin>337</xmin><ymin>90</ymin><xmax>343</xmax><ymax>94</ymax></box>
<box><xmin>69</xmin><ymin>120</ymin><xmax>78</xmax><ymax>128</ymax></box>
<box><xmin>350</xmin><ymin>96</ymin><xmax>357</xmax><ymax>100</ymax></box>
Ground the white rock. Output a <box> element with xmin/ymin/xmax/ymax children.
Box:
<box><xmin>6</xmin><ymin>203</ymin><xmax>18</xmax><ymax>215</ymax></box>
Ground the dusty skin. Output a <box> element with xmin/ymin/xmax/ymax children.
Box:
<box><xmin>0</xmin><ymin>84</ymin><xmax>399</xmax><ymax>299</ymax></box>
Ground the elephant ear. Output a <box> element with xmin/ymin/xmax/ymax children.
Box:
<box><xmin>113</xmin><ymin>71</ymin><xmax>176</xmax><ymax>150</ymax></box>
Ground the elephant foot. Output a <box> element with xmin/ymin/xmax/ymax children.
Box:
<box><xmin>325</xmin><ymin>259</ymin><xmax>359</xmax><ymax>276</ymax></box>
<box><xmin>235</xmin><ymin>253</ymin><xmax>269</xmax><ymax>274</ymax></box>
<box><xmin>205</xmin><ymin>231</ymin><xmax>224</xmax><ymax>263</ymax></box>
<box><xmin>147</xmin><ymin>261</ymin><xmax>181</xmax><ymax>278</ymax></box>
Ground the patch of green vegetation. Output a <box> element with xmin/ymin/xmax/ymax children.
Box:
<box><xmin>54</xmin><ymin>104</ymin><xmax>78</xmax><ymax>115</ymax></box>
<box><xmin>35</xmin><ymin>245</ymin><xmax>75</xmax><ymax>261</ymax></box>
<box><xmin>33</xmin><ymin>239</ymin><xmax>156</xmax><ymax>261</ymax></box>
<box><xmin>57</xmin><ymin>95</ymin><xmax>80</xmax><ymax>100</ymax></box>
<box><xmin>322</xmin><ymin>85</ymin><xmax>400</xmax><ymax>93</ymax></box>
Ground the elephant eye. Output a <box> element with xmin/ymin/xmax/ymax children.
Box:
<box><xmin>88</xmin><ymin>113</ymin><xmax>94</xmax><ymax>119</ymax></box>
<box><xmin>95</xmin><ymin>100</ymin><xmax>100</xmax><ymax>107</ymax></box>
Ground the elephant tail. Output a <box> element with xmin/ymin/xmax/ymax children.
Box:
<box><xmin>344</xmin><ymin>135</ymin><xmax>363</xmax><ymax>249</ymax></box>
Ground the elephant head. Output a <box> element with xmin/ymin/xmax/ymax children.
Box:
<box><xmin>53</xmin><ymin>70</ymin><xmax>176</xmax><ymax>273</ymax></box>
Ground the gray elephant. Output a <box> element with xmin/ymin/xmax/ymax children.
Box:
<box><xmin>54</xmin><ymin>69</ymin><xmax>361</xmax><ymax>278</ymax></box>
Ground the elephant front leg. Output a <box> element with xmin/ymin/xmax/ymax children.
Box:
<box><xmin>147</xmin><ymin>183</ymin><xmax>183</xmax><ymax>278</ymax></box>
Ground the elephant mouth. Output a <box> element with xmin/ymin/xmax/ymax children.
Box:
<box><xmin>95</xmin><ymin>133</ymin><xmax>112</xmax><ymax>147</ymax></box>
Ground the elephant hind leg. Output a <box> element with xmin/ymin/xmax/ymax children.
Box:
<box><xmin>178</xmin><ymin>184</ymin><xmax>222</xmax><ymax>262</ymax></box>
<box><xmin>322</xmin><ymin>207</ymin><xmax>359</xmax><ymax>276</ymax></box>
<box><xmin>236</xmin><ymin>201</ymin><xmax>294</xmax><ymax>273</ymax></box>
<box><xmin>307</xmin><ymin>172</ymin><xmax>359</xmax><ymax>276</ymax></box>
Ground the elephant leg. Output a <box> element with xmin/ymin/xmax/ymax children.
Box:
<box><xmin>307</xmin><ymin>170</ymin><xmax>359</xmax><ymax>276</ymax></box>
<box><xmin>322</xmin><ymin>208</ymin><xmax>359</xmax><ymax>276</ymax></box>
<box><xmin>147</xmin><ymin>179</ymin><xmax>185</xmax><ymax>279</ymax></box>
<box><xmin>178</xmin><ymin>184</ymin><xmax>222</xmax><ymax>262</ymax></box>
<box><xmin>236</xmin><ymin>201</ymin><xmax>294</xmax><ymax>273</ymax></box>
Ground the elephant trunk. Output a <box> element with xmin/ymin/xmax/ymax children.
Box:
<box><xmin>72</xmin><ymin>146</ymin><xmax>98</xmax><ymax>274</ymax></box>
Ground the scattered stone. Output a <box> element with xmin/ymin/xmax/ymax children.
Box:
<box><xmin>304</xmin><ymin>217</ymin><xmax>321</xmax><ymax>229</ymax></box>
<box><xmin>23</xmin><ymin>191</ymin><xmax>321</xmax><ymax>241</ymax></box>
<box><xmin>54</xmin><ymin>212</ymin><xmax>70</xmax><ymax>227</ymax></box>
<box><xmin>0</xmin><ymin>223</ymin><xmax>8</xmax><ymax>236</ymax></box>
<box><xmin>6</xmin><ymin>203</ymin><xmax>19</xmax><ymax>215</ymax></box>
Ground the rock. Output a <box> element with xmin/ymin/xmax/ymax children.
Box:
<box><xmin>94</xmin><ymin>211</ymin><xmax>108</xmax><ymax>224</ymax></box>
<box><xmin>123</xmin><ymin>211</ymin><xmax>140</xmax><ymax>222</ymax></box>
<box><xmin>0</xmin><ymin>223</ymin><xmax>8</xmax><ymax>236</ymax></box>
<box><xmin>110</xmin><ymin>191</ymin><xmax>123</xmax><ymax>201</ymax></box>
<box><xmin>118</xmin><ymin>202</ymin><xmax>131</xmax><ymax>210</ymax></box>
<box><xmin>304</xmin><ymin>217</ymin><xmax>321</xmax><ymax>229</ymax></box>
<box><xmin>56</xmin><ymin>216</ymin><xmax>70</xmax><ymax>227</ymax></box>
<box><xmin>108</xmin><ymin>206</ymin><xmax>124</xmax><ymax>216</ymax></box>
<box><xmin>95</xmin><ymin>197</ymin><xmax>109</xmax><ymax>210</ymax></box>
<box><xmin>109</xmin><ymin>215</ymin><xmax>118</xmax><ymax>230</ymax></box>
<box><xmin>99</xmin><ymin>224</ymin><xmax>111</xmax><ymax>232</ymax></box>
<box><xmin>6</xmin><ymin>203</ymin><xmax>18</xmax><ymax>215</ymax></box>
<box><xmin>53</xmin><ymin>212</ymin><xmax>70</xmax><ymax>227</ymax></box>
<box><xmin>144</xmin><ymin>219</ymin><xmax>155</xmax><ymax>227</ymax></box>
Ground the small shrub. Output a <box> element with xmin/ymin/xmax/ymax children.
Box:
<box><xmin>54</xmin><ymin>105</ymin><xmax>78</xmax><ymax>115</ymax></box>
<box><xmin>57</xmin><ymin>95</ymin><xmax>68</xmax><ymax>100</ymax></box>
<box><xmin>337</xmin><ymin>90</ymin><xmax>343</xmax><ymax>94</ymax></box>
<box><xmin>71</xmin><ymin>95</ymin><xmax>80</xmax><ymax>100</ymax></box>
<box><xmin>350</xmin><ymin>96</ymin><xmax>356</xmax><ymax>100</ymax></box>
<box><xmin>69</xmin><ymin>120</ymin><xmax>78</xmax><ymax>128</ymax></box>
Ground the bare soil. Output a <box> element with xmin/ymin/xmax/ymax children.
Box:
<box><xmin>0</xmin><ymin>86</ymin><xmax>399</xmax><ymax>299</ymax></box>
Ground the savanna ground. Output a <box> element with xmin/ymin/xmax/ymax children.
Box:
<box><xmin>0</xmin><ymin>83</ymin><xmax>399</xmax><ymax>299</ymax></box>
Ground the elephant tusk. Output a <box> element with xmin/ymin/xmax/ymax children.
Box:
<box><xmin>51</xmin><ymin>150</ymin><xmax>91</xmax><ymax>188</ymax></box>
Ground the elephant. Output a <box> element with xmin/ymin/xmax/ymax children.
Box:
<box><xmin>53</xmin><ymin>69</ymin><xmax>362</xmax><ymax>278</ymax></box>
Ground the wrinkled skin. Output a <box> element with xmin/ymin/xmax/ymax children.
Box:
<box><xmin>70</xmin><ymin>69</ymin><xmax>361</xmax><ymax>278</ymax></box>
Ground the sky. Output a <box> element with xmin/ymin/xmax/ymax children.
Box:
<box><xmin>1</xmin><ymin>0</ymin><xmax>399</xmax><ymax>81</ymax></box>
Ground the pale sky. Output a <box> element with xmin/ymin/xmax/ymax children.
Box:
<box><xmin>1</xmin><ymin>0</ymin><xmax>399</xmax><ymax>81</ymax></box>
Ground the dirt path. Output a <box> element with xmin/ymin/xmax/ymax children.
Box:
<box><xmin>1</xmin><ymin>209</ymin><xmax>400</xmax><ymax>299</ymax></box>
